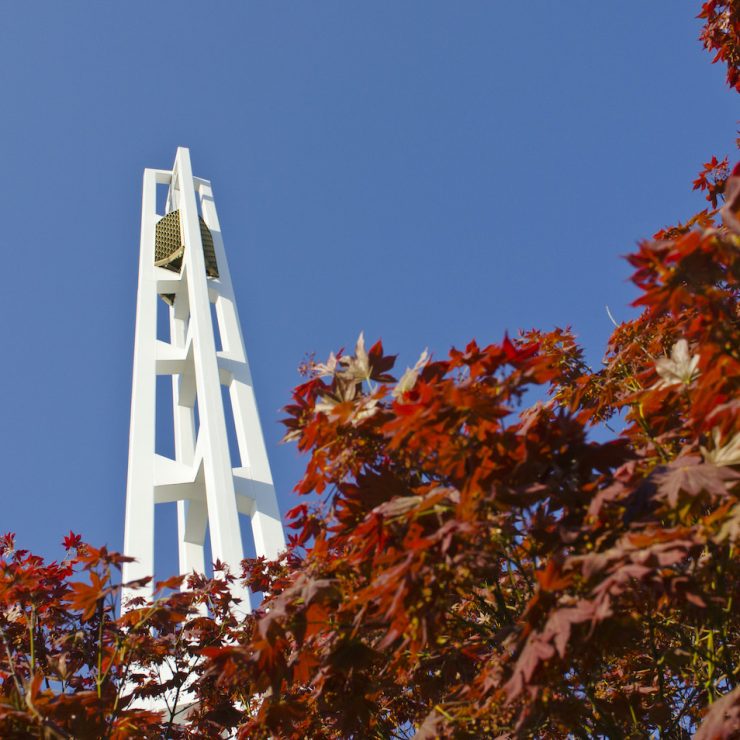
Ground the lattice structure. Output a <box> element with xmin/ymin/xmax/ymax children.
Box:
<box><xmin>122</xmin><ymin>148</ymin><xmax>285</xmax><ymax>609</ymax></box>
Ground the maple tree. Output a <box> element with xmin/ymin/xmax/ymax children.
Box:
<box><xmin>1</xmin><ymin>4</ymin><xmax>739</xmax><ymax>738</ymax></box>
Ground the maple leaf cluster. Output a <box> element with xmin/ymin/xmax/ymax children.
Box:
<box><xmin>1</xmin><ymin>4</ymin><xmax>739</xmax><ymax>738</ymax></box>
<box><xmin>699</xmin><ymin>0</ymin><xmax>740</xmax><ymax>91</ymax></box>
<box><xmin>0</xmin><ymin>535</ymin><xmax>257</xmax><ymax>737</ymax></box>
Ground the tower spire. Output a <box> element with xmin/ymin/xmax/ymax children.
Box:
<box><xmin>123</xmin><ymin>148</ymin><xmax>285</xmax><ymax>608</ymax></box>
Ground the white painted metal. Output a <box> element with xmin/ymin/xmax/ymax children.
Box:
<box><xmin>123</xmin><ymin>148</ymin><xmax>285</xmax><ymax>610</ymax></box>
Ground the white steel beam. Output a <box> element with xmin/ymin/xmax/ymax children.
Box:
<box><xmin>122</xmin><ymin>168</ymin><xmax>159</xmax><ymax>601</ymax></box>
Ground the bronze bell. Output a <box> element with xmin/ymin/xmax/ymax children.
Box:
<box><xmin>154</xmin><ymin>210</ymin><xmax>219</xmax><ymax>304</ymax></box>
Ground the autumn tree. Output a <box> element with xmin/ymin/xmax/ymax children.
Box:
<box><xmin>217</xmin><ymin>213</ymin><xmax>739</xmax><ymax>737</ymax></box>
<box><xmin>0</xmin><ymin>3</ymin><xmax>739</xmax><ymax>738</ymax></box>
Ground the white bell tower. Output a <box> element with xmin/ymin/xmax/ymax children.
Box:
<box><xmin>122</xmin><ymin>147</ymin><xmax>285</xmax><ymax>608</ymax></box>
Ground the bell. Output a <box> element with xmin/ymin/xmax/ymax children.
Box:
<box><xmin>154</xmin><ymin>210</ymin><xmax>219</xmax><ymax>304</ymax></box>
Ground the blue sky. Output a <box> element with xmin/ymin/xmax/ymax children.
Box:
<box><xmin>0</xmin><ymin>3</ymin><xmax>735</xmax><ymax>579</ymax></box>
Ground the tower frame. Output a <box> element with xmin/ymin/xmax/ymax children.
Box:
<box><xmin>122</xmin><ymin>148</ymin><xmax>284</xmax><ymax>608</ymax></box>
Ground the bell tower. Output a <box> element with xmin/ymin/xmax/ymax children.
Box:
<box><xmin>122</xmin><ymin>148</ymin><xmax>284</xmax><ymax>607</ymax></box>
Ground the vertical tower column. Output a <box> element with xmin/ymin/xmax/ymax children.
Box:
<box><xmin>123</xmin><ymin>167</ymin><xmax>167</xmax><ymax>591</ymax></box>
<box><xmin>198</xmin><ymin>178</ymin><xmax>286</xmax><ymax>561</ymax></box>
<box><xmin>122</xmin><ymin>148</ymin><xmax>285</xmax><ymax>609</ymax></box>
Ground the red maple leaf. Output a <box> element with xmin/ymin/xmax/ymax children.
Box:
<box><xmin>62</xmin><ymin>531</ymin><xmax>82</xmax><ymax>551</ymax></box>
<box><xmin>653</xmin><ymin>456</ymin><xmax>740</xmax><ymax>507</ymax></box>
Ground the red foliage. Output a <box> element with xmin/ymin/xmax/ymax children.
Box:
<box><xmin>699</xmin><ymin>1</ymin><xmax>740</xmax><ymax>91</ymax></box>
<box><xmin>693</xmin><ymin>155</ymin><xmax>730</xmax><ymax>208</ymax></box>
<box><xmin>239</xmin><ymin>207</ymin><xmax>739</xmax><ymax>736</ymax></box>
<box><xmin>0</xmin><ymin>4</ymin><xmax>738</xmax><ymax>737</ymax></box>
<box><xmin>0</xmin><ymin>540</ymin><xmax>254</xmax><ymax>737</ymax></box>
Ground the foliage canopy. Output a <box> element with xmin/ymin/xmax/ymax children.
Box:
<box><xmin>1</xmin><ymin>3</ymin><xmax>739</xmax><ymax>737</ymax></box>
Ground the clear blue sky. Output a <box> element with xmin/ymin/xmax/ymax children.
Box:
<box><xmin>0</xmin><ymin>3</ymin><xmax>735</xmax><ymax>579</ymax></box>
